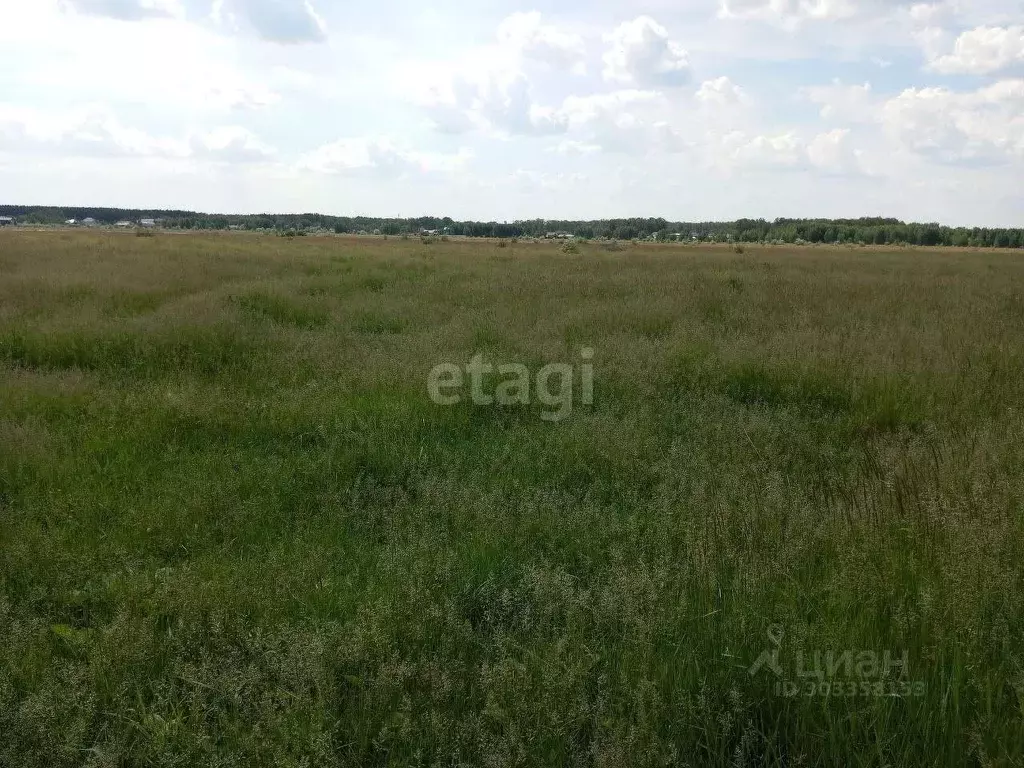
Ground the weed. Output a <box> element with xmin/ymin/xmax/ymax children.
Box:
<box><xmin>0</xmin><ymin>230</ymin><xmax>1022</xmax><ymax>766</ymax></box>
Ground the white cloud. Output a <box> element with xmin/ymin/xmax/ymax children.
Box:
<box><xmin>497</xmin><ymin>12</ymin><xmax>586</xmax><ymax>74</ymax></box>
<box><xmin>0</xmin><ymin>105</ymin><xmax>189</xmax><ymax>158</ymax></box>
<box><xmin>509</xmin><ymin>169</ymin><xmax>589</xmax><ymax>191</ymax></box>
<box><xmin>474</xmin><ymin>72</ymin><xmax>569</xmax><ymax>136</ymax></box>
<box><xmin>718</xmin><ymin>0</ymin><xmax>914</xmax><ymax>24</ymax></box>
<box><xmin>212</xmin><ymin>0</ymin><xmax>327</xmax><ymax>43</ymax></box>
<box><xmin>0</xmin><ymin>105</ymin><xmax>282</xmax><ymax>166</ymax></box>
<box><xmin>3</xmin><ymin>0</ymin><xmax>1024</xmax><ymax>225</ymax></box>
<box><xmin>711</xmin><ymin>128</ymin><xmax>868</xmax><ymax>174</ymax></box>
<box><xmin>929</xmin><ymin>26</ymin><xmax>1024</xmax><ymax>74</ymax></box>
<box><xmin>558</xmin><ymin>90</ymin><xmax>662</xmax><ymax>126</ymax></box>
<box><xmin>3</xmin><ymin>8</ymin><xmax>284</xmax><ymax>116</ymax></box>
<box><xmin>696</xmin><ymin>76</ymin><xmax>747</xmax><ymax>107</ymax></box>
<box><xmin>914</xmin><ymin>25</ymin><xmax>955</xmax><ymax>61</ymax></box>
<box><xmin>549</xmin><ymin>140</ymin><xmax>602</xmax><ymax>155</ymax></box>
<box><xmin>802</xmin><ymin>80</ymin><xmax>874</xmax><ymax>121</ymax></box>
<box><xmin>58</xmin><ymin>0</ymin><xmax>183</xmax><ymax>20</ymax></box>
<box><xmin>807</xmin><ymin>128</ymin><xmax>864</xmax><ymax>173</ymax></box>
<box><xmin>415</xmin><ymin>67</ymin><xmax>568</xmax><ymax>137</ymax></box>
<box><xmin>603</xmin><ymin>17</ymin><xmax>690</xmax><ymax>88</ymax></box>
<box><xmin>559</xmin><ymin>90</ymin><xmax>687</xmax><ymax>154</ymax></box>
<box><xmin>720</xmin><ymin>131</ymin><xmax>805</xmax><ymax>167</ymax></box>
<box><xmin>881</xmin><ymin>81</ymin><xmax>1024</xmax><ymax>162</ymax></box>
<box><xmin>410</xmin><ymin>13</ymin><xmax>587</xmax><ymax>136</ymax></box>
<box><xmin>908</xmin><ymin>2</ymin><xmax>951</xmax><ymax>26</ymax></box>
<box><xmin>192</xmin><ymin>126</ymin><xmax>276</xmax><ymax>161</ymax></box>
<box><xmin>298</xmin><ymin>137</ymin><xmax>472</xmax><ymax>176</ymax></box>
<box><xmin>720</xmin><ymin>0</ymin><xmax>856</xmax><ymax>23</ymax></box>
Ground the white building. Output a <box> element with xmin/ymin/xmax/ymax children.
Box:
<box><xmin>139</xmin><ymin>218</ymin><xmax>156</xmax><ymax>227</ymax></box>
<box><xmin>0</xmin><ymin>216</ymin><xmax>14</xmax><ymax>226</ymax></box>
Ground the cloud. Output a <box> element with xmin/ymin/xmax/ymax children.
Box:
<box><xmin>473</xmin><ymin>72</ymin><xmax>569</xmax><ymax>136</ymax></box>
<box><xmin>192</xmin><ymin>126</ymin><xmax>275</xmax><ymax>161</ymax></box>
<box><xmin>806</xmin><ymin>128</ymin><xmax>864</xmax><ymax>173</ymax></box>
<box><xmin>720</xmin><ymin>131</ymin><xmax>805</xmax><ymax>167</ymax></box>
<box><xmin>548</xmin><ymin>140</ymin><xmax>602</xmax><ymax>155</ymax></box>
<box><xmin>802</xmin><ymin>80</ymin><xmax>874</xmax><ymax>121</ymax></box>
<box><xmin>0</xmin><ymin>105</ymin><xmax>189</xmax><ymax>158</ymax></box>
<box><xmin>416</xmin><ymin>67</ymin><xmax>568</xmax><ymax>137</ymax></box>
<box><xmin>603</xmin><ymin>17</ymin><xmax>690</xmax><ymax>88</ymax></box>
<box><xmin>696</xmin><ymin>76</ymin><xmax>748</xmax><ymax>107</ymax></box>
<box><xmin>0</xmin><ymin>105</ymin><xmax>279</xmax><ymax>165</ymax></box>
<box><xmin>60</xmin><ymin>0</ymin><xmax>328</xmax><ymax>42</ymax></box>
<box><xmin>713</xmin><ymin>128</ymin><xmax>868</xmax><ymax>174</ymax></box>
<box><xmin>718</xmin><ymin>0</ymin><xmax>922</xmax><ymax>25</ymax></box>
<box><xmin>58</xmin><ymin>0</ymin><xmax>183</xmax><ymax>21</ymax></box>
<box><xmin>212</xmin><ymin>0</ymin><xmax>327</xmax><ymax>43</ymax></box>
<box><xmin>719</xmin><ymin>0</ymin><xmax>854</xmax><ymax>22</ymax></box>
<box><xmin>881</xmin><ymin>80</ymin><xmax>1024</xmax><ymax>163</ymax></box>
<box><xmin>298</xmin><ymin>137</ymin><xmax>472</xmax><ymax>176</ymax></box>
<box><xmin>497</xmin><ymin>12</ymin><xmax>586</xmax><ymax>74</ymax></box>
<box><xmin>929</xmin><ymin>26</ymin><xmax>1024</xmax><ymax>74</ymax></box>
<box><xmin>509</xmin><ymin>169</ymin><xmax>589</xmax><ymax>191</ymax></box>
<box><xmin>411</xmin><ymin>13</ymin><xmax>586</xmax><ymax>136</ymax></box>
<box><xmin>8</xmin><ymin>6</ymin><xmax>286</xmax><ymax>116</ymax></box>
<box><xmin>558</xmin><ymin>90</ymin><xmax>687</xmax><ymax>154</ymax></box>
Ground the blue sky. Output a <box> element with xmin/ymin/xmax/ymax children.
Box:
<box><xmin>0</xmin><ymin>0</ymin><xmax>1021</xmax><ymax>224</ymax></box>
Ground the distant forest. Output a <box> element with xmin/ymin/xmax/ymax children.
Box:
<box><xmin>2</xmin><ymin>205</ymin><xmax>1023</xmax><ymax>248</ymax></box>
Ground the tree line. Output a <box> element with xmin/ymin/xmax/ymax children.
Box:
<box><xmin>2</xmin><ymin>207</ymin><xmax>1021</xmax><ymax>248</ymax></box>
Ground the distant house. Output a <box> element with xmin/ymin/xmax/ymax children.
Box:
<box><xmin>422</xmin><ymin>229</ymin><xmax>439</xmax><ymax>236</ymax></box>
<box><xmin>0</xmin><ymin>216</ymin><xmax>14</xmax><ymax>226</ymax></box>
<box><xmin>65</xmin><ymin>219</ymin><xmax>78</xmax><ymax>226</ymax></box>
<box><xmin>82</xmin><ymin>218</ymin><xmax>97</xmax><ymax>226</ymax></box>
<box><xmin>139</xmin><ymin>218</ymin><xmax>156</xmax><ymax>227</ymax></box>
<box><xmin>115</xmin><ymin>221</ymin><xmax>133</xmax><ymax>228</ymax></box>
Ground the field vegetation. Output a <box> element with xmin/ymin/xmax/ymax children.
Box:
<box><xmin>1</xmin><ymin>230</ymin><xmax>1022</xmax><ymax>766</ymax></box>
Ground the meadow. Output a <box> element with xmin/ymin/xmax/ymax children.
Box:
<box><xmin>0</xmin><ymin>230</ymin><xmax>1022</xmax><ymax>767</ymax></box>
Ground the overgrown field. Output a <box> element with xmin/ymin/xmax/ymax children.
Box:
<box><xmin>1</xmin><ymin>231</ymin><xmax>1023</xmax><ymax>766</ymax></box>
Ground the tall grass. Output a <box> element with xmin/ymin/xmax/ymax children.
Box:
<box><xmin>0</xmin><ymin>231</ymin><xmax>1022</xmax><ymax>766</ymax></box>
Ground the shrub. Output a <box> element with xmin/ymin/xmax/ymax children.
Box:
<box><xmin>421</xmin><ymin>236</ymin><xmax>436</xmax><ymax>245</ymax></box>
<box><xmin>734</xmin><ymin>244</ymin><xmax>745</xmax><ymax>254</ymax></box>
<box><xmin>497</xmin><ymin>240</ymin><xmax>509</xmax><ymax>249</ymax></box>
<box><xmin>135</xmin><ymin>229</ymin><xmax>155</xmax><ymax>238</ymax></box>
<box><xmin>561</xmin><ymin>241</ymin><xmax>580</xmax><ymax>254</ymax></box>
<box><xmin>601</xmin><ymin>240</ymin><xmax>623</xmax><ymax>252</ymax></box>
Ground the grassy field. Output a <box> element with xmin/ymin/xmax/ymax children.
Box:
<box><xmin>1</xmin><ymin>230</ymin><xmax>1022</xmax><ymax>767</ymax></box>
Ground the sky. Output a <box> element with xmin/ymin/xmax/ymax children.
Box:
<box><xmin>0</xmin><ymin>0</ymin><xmax>1021</xmax><ymax>225</ymax></box>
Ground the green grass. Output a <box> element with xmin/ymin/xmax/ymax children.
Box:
<box><xmin>0</xmin><ymin>231</ymin><xmax>1023</xmax><ymax>766</ymax></box>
